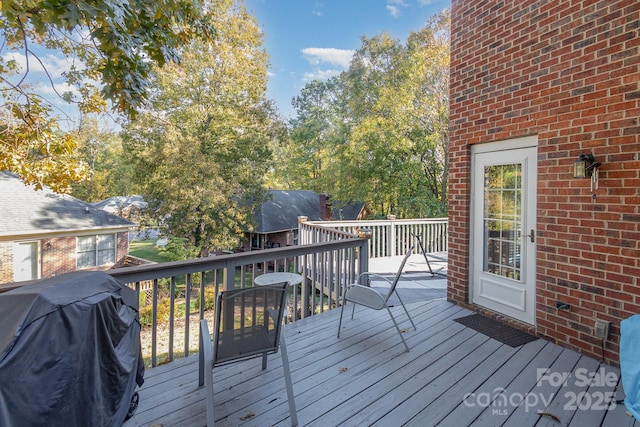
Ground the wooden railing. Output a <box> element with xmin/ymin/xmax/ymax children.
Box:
<box><xmin>299</xmin><ymin>217</ymin><xmax>448</xmax><ymax>258</ymax></box>
<box><xmin>108</xmin><ymin>238</ymin><xmax>368</xmax><ymax>367</ymax></box>
<box><xmin>2</xmin><ymin>217</ymin><xmax>447</xmax><ymax>369</ymax></box>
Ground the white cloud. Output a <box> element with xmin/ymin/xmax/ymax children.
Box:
<box><xmin>2</xmin><ymin>51</ymin><xmax>78</xmax><ymax>77</ymax></box>
<box><xmin>386</xmin><ymin>5</ymin><xmax>401</xmax><ymax>17</ymax></box>
<box><xmin>35</xmin><ymin>81</ymin><xmax>77</xmax><ymax>98</ymax></box>
<box><xmin>312</xmin><ymin>2</ymin><xmax>324</xmax><ymax>17</ymax></box>
<box><xmin>302</xmin><ymin>69</ymin><xmax>342</xmax><ymax>82</ymax></box>
<box><xmin>301</xmin><ymin>47</ymin><xmax>355</xmax><ymax>68</ymax></box>
<box><xmin>386</xmin><ymin>0</ymin><xmax>408</xmax><ymax>17</ymax></box>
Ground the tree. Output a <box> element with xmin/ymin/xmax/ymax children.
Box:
<box><xmin>281</xmin><ymin>79</ymin><xmax>342</xmax><ymax>192</ymax></box>
<box><xmin>283</xmin><ymin>10</ymin><xmax>451</xmax><ymax>218</ymax></box>
<box><xmin>0</xmin><ymin>0</ymin><xmax>213</xmax><ymax>191</ymax></box>
<box><xmin>123</xmin><ymin>0</ymin><xmax>274</xmax><ymax>256</ymax></box>
<box><xmin>70</xmin><ymin>118</ymin><xmax>137</xmax><ymax>202</ymax></box>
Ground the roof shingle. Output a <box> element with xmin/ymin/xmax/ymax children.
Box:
<box><xmin>0</xmin><ymin>172</ymin><xmax>134</xmax><ymax>238</ymax></box>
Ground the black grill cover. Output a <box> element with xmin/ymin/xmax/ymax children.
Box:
<box><xmin>0</xmin><ymin>271</ymin><xmax>144</xmax><ymax>427</ymax></box>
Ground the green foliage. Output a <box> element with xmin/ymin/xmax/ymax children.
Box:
<box><xmin>0</xmin><ymin>0</ymin><xmax>214</xmax><ymax>191</ymax></box>
<box><xmin>123</xmin><ymin>0</ymin><xmax>277</xmax><ymax>256</ymax></box>
<box><xmin>196</xmin><ymin>287</ymin><xmax>217</xmax><ymax>312</ymax></box>
<box><xmin>139</xmin><ymin>286</ymin><xmax>215</xmax><ymax>327</ymax></box>
<box><xmin>1</xmin><ymin>0</ymin><xmax>213</xmax><ymax>117</ymax></box>
<box><xmin>280</xmin><ymin>10</ymin><xmax>450</xmax><ymax>218</ymax></box>
<box><xmin>158</xmin><ymin>238</ymin><xmax>200</xmax><ymax>262</ymax></box>
<box><xmin>0</xmin><ymin>97</ymin><xmax>87</xmax><ymax>193</ymax></box>
<box><xmin>281</xmin><ymin>79</ymin><xmax>344</xmax><ymax>192</ymax></box>
<box><xmin>70</xmin><ymin>118</ymin><xmax>138</xmax><ymax>201</ymax></box>
<box><xmin>139</xmin><ymin>298</ymin><xmax>171</xmax><ymax>327</ymax></box>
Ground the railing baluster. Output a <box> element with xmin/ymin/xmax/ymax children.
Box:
<box><xmin>184</xmin><ymin>273</ymin><xmax>191</xmax><ymax>357</ymax></box>
<box><xmin>169</xmin><ymin>276</ymin><xmax>176</xmax><ymax>363</ymax></box>
<box><xmin>152</xmin><ymin>278</ymin><xmax>158</xmax><ymax>367</ymax></box>
<box><xmin>108</xmin><ymin>220</ymin><xmax>445</xmax><ymax>365</ymax></box>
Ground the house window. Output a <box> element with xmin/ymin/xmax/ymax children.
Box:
<box><xmin>77</xmin><ymin>234</ymin><xmax>116</xmax><ymax>268</ymax></box>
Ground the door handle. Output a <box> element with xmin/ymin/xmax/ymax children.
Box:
<box><xmin>524</xmin><ymin>229</ymin><xmax>535</xmax><ymax>243</ymax></box>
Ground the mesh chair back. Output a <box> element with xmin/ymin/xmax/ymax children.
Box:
<box><xmin>212</xmin><ymin>283</ymin><xmax>288</xmax><ymax>366</ymax></box>
<box><xmin>382</xmin><ymin>246</ymin><xmax>415</xmax><ymax>302</ymax></box>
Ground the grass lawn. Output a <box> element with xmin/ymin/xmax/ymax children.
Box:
<box><xmin>129</xmin><ymin>239</ymin><xmax>175</xmax><ymax>263</ymax></box>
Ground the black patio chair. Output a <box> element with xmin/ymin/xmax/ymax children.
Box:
<box><xmin>198</xmin><ymin>282</ymin><xmax>297</xmax><ymax>426</ymax></box>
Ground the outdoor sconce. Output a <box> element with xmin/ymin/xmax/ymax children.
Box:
<box><xmin>573</xmin><ymin>153</ymin><xmax>601</xmax><ymax>179</ymax></box>
<box><xmin>574</xmin><ymin>153</ymin><xmax>602</xmax><ymax>194</ymax></box>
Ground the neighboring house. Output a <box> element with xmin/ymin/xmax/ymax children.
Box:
<box><xmin>243</xmin><ymin>190</ymin><xmax>367</xmax><ymax>251</ymax></box>
<box><xmin>0</xmin><ymin>172</ymin><xmax>134</xmax><ymax>284</ymax></box>
<box><xmin>91</xmin><ymin>195</ymin><xmax>147</xmax><ymax>221</ymax></box>
<box><xmin>448</xmin><ymin>0</ymin><xmax>639</xmax><ymax>364</ymax></box>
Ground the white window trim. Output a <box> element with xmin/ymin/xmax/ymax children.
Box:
<box><xmin>76</xmin><ymin>233</ymin><xmax>117</xmax><ymax>269</ymax></box>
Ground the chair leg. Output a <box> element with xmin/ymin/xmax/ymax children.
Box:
<box><xmin>338</xmin><ymin>295</ymin><xmax>347</xmax><ymax>338</ymax></box>
<box><xmin>393</xmin><ymin>291</ymin><xmax>417</xmax><ymax>330</ymax></box>
<box><xmin>338</xmin><ymin>300</ymin><xmax>344</xmax><ymax>338</ymax></box>
<box><xmin>204</xmin><ymin>362</ymin><xmax>215</xmax><ymax>426</ymax></box>
<box><xmin>279</xmin><ymin>332</ymin><xmax>298</xmax><ymax>426</ymax></box>
<box><xmin>350</xmin><ymin>302</ymin><xmax>357</xmax><ymax>320</ymax></box>
<box><xmin>198</xmin><ymin>329</ymin><xmax>205</xmax><ymax>387</ymax></box>
<box><xmin>200</xmin><ymin>320</ymin><xmax>216</xmax><ymax>426</ymax></box>
<box><xmin>386</xmin><ymin>306</ymin><xmax>410</xmax><ymax>352</ymax></box>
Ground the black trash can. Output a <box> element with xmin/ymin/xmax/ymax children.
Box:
<box><xmin>0</xmin><ymin>271</ymin><xmax>144</xmax><ymax>427</ymax></box>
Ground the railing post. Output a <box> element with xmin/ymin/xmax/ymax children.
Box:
<box><xmin>108</xmin><ymin>220</ymin><xmax>447</xmax><ymax>366</ymax></box>
<box><xmin>356</xmin><ymin>229</ymin><xmax>371</xmax><ymax>284</ymax></box>
<box><xmin>387</xmin><ymin>214</ymin><xmax>396</xmax><ymax>257</ymax></box>
<box><xmin>297</xmin><ymin>216</ymin><xmax>308</xmax><ymax>246</ymax></box>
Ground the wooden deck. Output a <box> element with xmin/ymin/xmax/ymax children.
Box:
<box><xmin>124</xmin><ymin>298</ymin><xmax>637</xmax><ymax>427</ymax></box>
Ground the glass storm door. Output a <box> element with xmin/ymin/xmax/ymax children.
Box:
<box><xmin>471</xmin><ymin>138</ymin><xmax>537</xmax><ymax>325</ymax></box>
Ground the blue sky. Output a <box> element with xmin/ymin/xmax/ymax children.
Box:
<box><xmin>246</xmin><ymin>0</ymin><xmax>451</xmax><ymax>119</ymax></box>
<box><xmin>1</xmin><ymin>0</ymin><xmax>449</xmax><ymax>127</ymax></box>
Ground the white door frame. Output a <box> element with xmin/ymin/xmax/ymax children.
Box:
<box><xmin>13</xmin><ymin>241</ymin><xmax>41</xmax><ymax>282</ymax></box>
<box><xmin>470</xmin><ymin>136</ymin><xmax>537</xmax><ymax>325</ymax></box>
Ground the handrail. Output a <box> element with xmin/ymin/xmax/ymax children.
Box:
<box><xmin>107</xmin><ymin>237</ymin><xmax>369</xmax><ymax>367</ymax></box>
<box><xmin>299</xmin><ymin>217</ymin><xmax>448</xmax><ymax>258</ymax></box>
<box><xmin>1</xmin><ymin>218</ymin><xmax>447</xmax><ymax>369</ymax></box>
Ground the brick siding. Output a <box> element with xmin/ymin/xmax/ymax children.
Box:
<box><xmin>1</xmin><ymin>231</ymin><xmax>130</xmax><ymax>284</ymax></box>
<box><xmin>449</xmin><ymin>0</ymin><xmax>640</xmax><ymax>365</ymax></box>
<box><xmin>0</xmin><ymin>242</ymin><xmax>12</xmax><ymax>284</ymax></box>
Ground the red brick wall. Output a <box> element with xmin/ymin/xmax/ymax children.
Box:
<box><xmin>42</xmin><ymin>237</ymin><xmax>77</xmax><ymax>277</ymax></box>
<box><xmin>0</xmin><ymin>242</ymin><xmax>12</xmax><ymax>284</ymax></box>
<box><xmin>449</xmin><ymin>0</ymin><xmax>640</xmax><ymax>364</ymax></box>
<box><xmin>41</xmin><ymin>232</ymin><xmax>130</xmax><ymax>276</ymax></box>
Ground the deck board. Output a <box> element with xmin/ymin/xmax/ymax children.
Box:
<box><xmin>124</xmin><ymin>299</ymin><xmax>638</xmax><ymax>427</ymax></box>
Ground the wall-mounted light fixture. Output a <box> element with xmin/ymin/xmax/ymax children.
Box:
<box><xmin>574</xmin><ymin>153</ymin><xmax>602</xmax><ymax>194</ymax></box>
<box><xmin>573</xmin><ymin>153</ymin><xmax>601</xmax><ymax>179</ymax></box>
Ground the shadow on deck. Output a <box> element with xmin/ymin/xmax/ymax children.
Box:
<box><xmin>124</xmin><ymin>296</ymin><xmax>636</xmax><ymax>427</ymax></box>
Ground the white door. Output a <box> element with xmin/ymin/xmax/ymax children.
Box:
<box><xmin>13</xmin><ymin>242</ymin><xmax>39</xmax><ymax>282</ymax></box>
<box><xmin>471</xmin><ymin>137</ymin><xmax>537</xmax><ymax>325</ymax></box>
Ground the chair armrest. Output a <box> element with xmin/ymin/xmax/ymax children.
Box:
<box><xmin>354</xmin><ymin>272</ymin><xmax>393</xmax><ymax>288</ymax></box>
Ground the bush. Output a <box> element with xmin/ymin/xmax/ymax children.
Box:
<box><xmin>139</xmin><ymin>286</ymin><xmax>216</xmax><ymax>327</ymax></box>
<box><xmin>194</xmin><ymin>287</ymin><xmax>216</xmax><ymax>311</ymax></box>
<box><xmin>139</xmin><ymin>297</ymin><xmax>173</xmax><ymax>327</ymax></box>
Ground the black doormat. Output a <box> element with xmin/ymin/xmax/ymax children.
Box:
<box><xmin>454</xmin><ymin>314</ymin><xmax>538</xmax><ymax>347</ymax></box>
